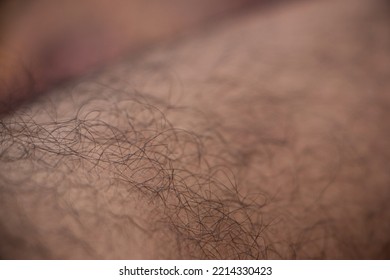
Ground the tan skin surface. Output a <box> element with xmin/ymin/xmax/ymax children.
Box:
<box><xmin>1</xmin><ymin>0</ymin><xmax>390</xmax><ymax>259</ymax></box>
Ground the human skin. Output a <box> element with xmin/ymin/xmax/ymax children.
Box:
<box><xmin>1</xmin><ymin>0</ymin><xmax>390</xmax><ymax>259</ymax></box>
<box><xmin>0</xmin><ymin>0</ymin><xmax>255</xmax><ymax>110</ymax></box>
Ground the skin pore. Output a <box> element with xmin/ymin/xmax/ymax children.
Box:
<box><xmin>1</xmin><ymin>0</ymin><xmax>390</xmax><ymax>259</ymax></box>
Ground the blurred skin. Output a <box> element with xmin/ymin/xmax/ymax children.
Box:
<box><xmin>1</xmin><ymin>0</ymin><xmax>390</xmax><ymax>259</ymax></box>
<box><xmin>0</xmin><ymin>0</ymin><xmax>255</xmax><ymax>110</ymax></box>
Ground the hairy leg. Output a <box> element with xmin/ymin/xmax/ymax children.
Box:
<box><xmin>1</xmin><ymin>0</ymin><xmax>390</xmax><ymax>259</ymax></box>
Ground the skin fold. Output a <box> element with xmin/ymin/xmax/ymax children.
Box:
<box><xmin>0</xmin><ymin>0</ymin><xmax>255</xmax><ymax>110</ymax></box>
<box><xmin>1</xmin><ymin>0</ymin><xmax>390</xmax><ymax>259</ymax></box>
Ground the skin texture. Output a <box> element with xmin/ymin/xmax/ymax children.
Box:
<box><xmin>1</xmin><ymin>0</ymin><xmax>390</xmax><ymax>259</ymax></box>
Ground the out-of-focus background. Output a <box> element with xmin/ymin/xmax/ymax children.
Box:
<box><xmin>0</xmin><ymin>0</ymin><xmax>268</xmax><ymax>107</ymax></box>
